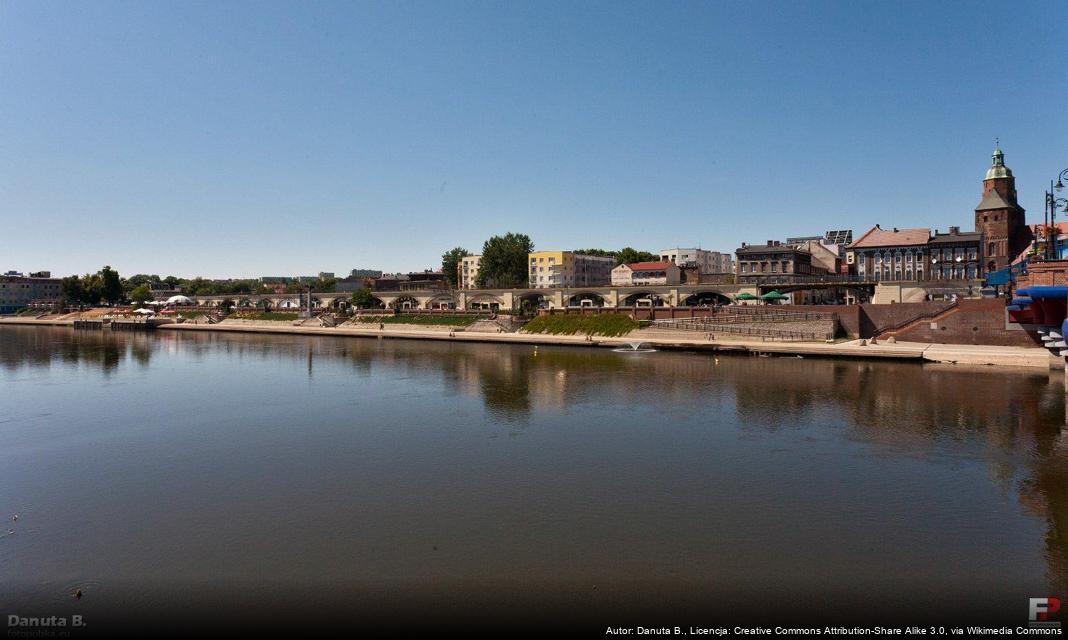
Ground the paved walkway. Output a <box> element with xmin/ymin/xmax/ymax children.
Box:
<box><xmin>0</xmin><ymin>317</ymin><xmax>1053</xmax><ymax>369</ymax></box>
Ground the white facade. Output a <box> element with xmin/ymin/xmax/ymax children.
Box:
<box><xmin>611</xmin><ymin>262</ymin><xmax>681</xmax><ymax>286</ymax></box>
<box><xmin>659</xmin><ymin>248</ymin><xmax>733</xmax><ymax>274</ymax></box>
<box><xmin>458</xmin><ymin>255</ymin><xmax>481</xmax><ymax>289</ymax></box>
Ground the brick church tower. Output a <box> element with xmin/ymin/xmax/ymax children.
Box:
<box><xmin>974</xmin><ymin>145</ymin><xmax>1029</xmax><ymax>273</ymax></box>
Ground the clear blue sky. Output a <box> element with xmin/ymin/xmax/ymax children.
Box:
<box><xmin>1</xmin><ymin>0</ymin><xmax>1064</xmax><ymax>279</ymax></box>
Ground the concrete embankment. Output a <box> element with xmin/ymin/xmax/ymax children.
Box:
<box><xmin>1</xmin><ymin>316</ymin><xmax>1052</xmax><ymax>369</ymax></box>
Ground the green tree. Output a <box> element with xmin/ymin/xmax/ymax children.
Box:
<box><xmin>60</xmin><ymin>276</ymin><xmax>86</xmax><ymax>305</ymax></box>
<box><xmin>574</xmin><ymin>247</ymin><xmax>658</xmax><ymax>265</ymax></box>
<box><xmin>128</xmin><ymin>284</ymin><xmax>153</xmax><ymax>306</ymax></box>
<box><xmin>441</xmin><ymin>247</ymin><xmax>470</xmax><ymax>288</ymax></box>
<box><xmin>616</xmin><ymin>247</ymin><xmax>659</xmax><ymax>265</ymax></box>
<box><xmin>98</xmin><ymin>266</ymin><xmax>123</xmax><ymax>304</ymax></box>
<box><xmin>351</xmin><ymin>287</ymin><xmax>377</xmax><ymax>309</ymax></box>
<box><xmin>477</xmin><ymin>233</ymin><xmax>533</xmax><ymax>288</ymax></box>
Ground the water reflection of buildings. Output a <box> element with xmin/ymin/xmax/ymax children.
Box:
<box><xmin>2</xmin><ymin>327</ymin><xmax>1064</xmax><ymax>593</ymax></box>
<box><xmin>0</xmin><ymin>325</ymin><xmax>154</xmax><ymax>373</ymax></box>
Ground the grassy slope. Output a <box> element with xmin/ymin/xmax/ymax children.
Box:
<box><xmin>522</xmin><ymin>313</ymin><xmax>638</xmax><ymax>337</ymax></box>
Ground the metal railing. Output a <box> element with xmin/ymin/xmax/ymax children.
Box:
<box><xmin>652</xmin><ymin>320</ymin><xmax>832</xmax><ymax>342</ymax></box>
<box><xmin>741</xmin><ymin>274</ymin><xmax>876</xmax><ymax>286</ymax></box>
<box><xmin>876</xmin><ymin>300</ymin><xmax>959</xmax><ymax>335</ymax></box>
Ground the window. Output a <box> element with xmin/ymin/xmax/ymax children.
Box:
<box><xmin>988</xmin><ymin>242</ymin><xmax>996</xmax><ymax>255</ymax></box>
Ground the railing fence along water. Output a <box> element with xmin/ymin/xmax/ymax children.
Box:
<box><xmin>651</xmin><ymin>319</ymin><xmax>833</xmax><ymax>342</ymax></box>
<box><xmin>652</xmin><ymin>307</ymin><xmax>839</xmax><ymax>342</ymax></box>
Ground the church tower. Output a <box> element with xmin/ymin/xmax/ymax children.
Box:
<box><xmin>974</xmin><ymin>145</ymin><xmax>1028</xmax><ymax>273</ymax></box>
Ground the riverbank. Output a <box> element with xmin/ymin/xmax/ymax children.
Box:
<box><xmin>0</xmin><ymin>316</ymin><xmax>1053</xmax><ymax>369</ymax></box>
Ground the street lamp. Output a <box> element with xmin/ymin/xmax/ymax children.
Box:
<box><xmin>1047</xmin><ymin>167</ymin><xmax>1068</xmax><ymax>260</ymax></box>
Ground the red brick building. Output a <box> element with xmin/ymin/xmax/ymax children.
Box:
<box><xmin>974</xmin><ymin>145</ymin><xmax>1030</xmax><ymax>273</ymax></box>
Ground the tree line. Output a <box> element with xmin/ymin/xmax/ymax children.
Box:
<box><xmin>56</xmin><ymin>269</ymin><xmax>342</xmax><ymax>306</ymax></box>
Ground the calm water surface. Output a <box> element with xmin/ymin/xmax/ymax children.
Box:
<box><xmin>0</xmin><ymin>326</ymin><xmax>1065</xmax><ymax>628</ymax></box>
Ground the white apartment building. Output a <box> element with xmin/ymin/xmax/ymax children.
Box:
<box><xmin>659</xmin><ymin>248</ymin><xmax>733</xmax><ymax>274</ymax></box>
<box><xmin>458</xmin><ymin>255</ymin><xmax>482</xmax><ymax>289</ymax></box>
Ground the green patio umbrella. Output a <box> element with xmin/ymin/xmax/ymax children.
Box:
<box><xmin>734</xmin><ymin>292</ymin><xmax>758</xmax><ymax>301</ymax></box>
<box><xmin>761</xmin><ymin>290</ymin><xmax>788</xmax><ymax>301</ymax></box>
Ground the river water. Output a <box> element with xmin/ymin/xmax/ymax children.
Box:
<box><xmin>0</xmin><ymin>326</ymin><xmax>1065</xmax><ymax>632</ymax></box>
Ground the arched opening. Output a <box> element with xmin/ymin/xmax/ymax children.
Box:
<box><xmin>276</xmin><ymin>298</ymin><xmax>302</xmax><ymax>310</ymax></box>
<box><xmin>256</xmin><ymin>299</ymin><xmax>273</xmax><ymax>310</ymax></box>
<box><xmin>237</xmin><ymin>298</ymin><xmax>254</xmax><ymax>308</ymax></box>
<box><xmin>467</xmin><ymin>295</ymin><xmax>501</xmax><ymax>311</ymax></box>
<box><xmin>390</xmin><ymin>295</ymin><xmax>418</xmax><ymax>310</ymax></box>
<box><xmin>426</xmin><ymin>296</ymin><xmax>457</xmax><ymax>310</ymax></box>
<box><xmin>219</xmin><ymin>299</ymin><xmax>235</xmax><ymax>313</ymax></box>
<box><xmin>518</xmin><ymin>293</ymin><xmax>550</xmax><ymax>313</ymax></box>
<box><xmin>682</xmin><ymin>291</ymin><xmax>732</xmax><ymax>307</ymax></box>
<box><xmin>567</xmin><ymin>292</ymin><xmax>605</xmax><ymax>308</ymax></box>
<box><xmin>622</xmin><ymin>292</ymin><xmax>667</xmax><ymax>307</ymax></box>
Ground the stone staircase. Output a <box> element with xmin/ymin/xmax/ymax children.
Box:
<box><xmin>466</xmin><ymin>317</ymin><xmax>523</xmax><ymax>333</ymax></box>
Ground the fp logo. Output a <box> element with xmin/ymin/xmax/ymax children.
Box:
<box><xmin>1029</xmin><ymin>597</ymin><xmax>1062</xmax><ymax>627</ymax></box>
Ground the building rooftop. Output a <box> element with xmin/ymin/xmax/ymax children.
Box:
<box><xmin>618</xmin><ymin>261</ymin><xmax>676</xmax><ymax>271</ymax></box>
<box><xmin>985</xmin><ymin>146</ymin><xmax>1013</xmax><ymax>180</ymax></box>
<box><xmin>736</xmin><ymin>243</ymin><xmax>807</xmax><ymax>255</ymax></box>
<box><xmin>929</xmin><ymin>229</ymin><xmax>982</xmax><ymax>243</ymax></box>
<box><xmin>848</xmin><ymin>226</ymin><xmax>930</xmax><ymax>249</ymax></box>
<box><xmin>975</xmin><ymin>189</ymin><xmax>1014</xmax><ymax>211</ymax></box>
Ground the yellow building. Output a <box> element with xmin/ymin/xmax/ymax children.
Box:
<box><xmin>528</xmin><ymin>251</ymin><xmax>614</xmax><ymax>289</ymax></box>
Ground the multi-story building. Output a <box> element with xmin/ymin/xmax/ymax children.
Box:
<box><xmin>847</xmin><ymin>226</ymin><xmax>931</xmax><ymax>281</ymax></box>
<box><xmin>611</xmin><ymin>261</ymin><xmax>681</xmax><ymax>287</ymax></box>
<box><xmin>658</xmin><ymin>248</ymin><xmax>733</xmax><ymax>274</ymax></box>
<box><xmin>528</xmin><ymin>251</ymin><xmax>614</xmax><ymax>289</ymax></box>
<box><xmin>734</xmin><ymin>241</ymin><xmax>827</xmax><ymax>283</ymax></box>
<box><xmin>975</xmin><ymin>145</ymin><xmax>1030</xmax><ymax>274</ymax></box>
<box><xmin>458</xmin><ymin>255</ymin><xmax>481</xmax><ymax>289</ymax></box>
<box><xmin>0</xmin><ymin>271</ymin><xmax>62</xmax><ymax>313</ymax></box>
<box><xmin>928</xmin><ymin>227</ymin><xmax>983</xmax><ymax>280</ymax></box>
<box><xmin>793</xmin><ymin>239</ymin><xmax>843</xmax><ymax>274</ymax></box>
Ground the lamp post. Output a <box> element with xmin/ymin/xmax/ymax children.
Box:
<box><xmin>1048</xmin><ymin>168</ymin><xmax>1068</xmax><ymax>260</ymax></box>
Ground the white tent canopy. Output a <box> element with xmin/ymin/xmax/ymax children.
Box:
<box><xmin>166</xmin><ymin>295</ymin><xmax>193</xmax><ymax>305</ymax></box>
<box><xmin>133</xmin><ymin>308</ymin><xmax>155</xmax><ymax>315</ymax></box>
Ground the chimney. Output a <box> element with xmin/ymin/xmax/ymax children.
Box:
<box><xmin>949</xmin><ymin>226</ymin><xmax>960</xmax><ymax>235</ymax></box>
<box><xmin>741</xmin><ymin>242</ymin><xmax>748</xmax><ymax>248</ymax></box>
<box><xmin>893</xmin><ymin>227</ymin><xmax>899</xmax><ymax>232</ymax></box>
<box><xmin>875</xmin><ymin>224</ymin><xmax>881</xmax><ymax>230</ymax></box>
<box><xmin>767</xmin><ymin>240</ymin><xmax>774</xmax><ymax>246</ymax></box>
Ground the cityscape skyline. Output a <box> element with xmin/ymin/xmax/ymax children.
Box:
<box><xmin>2</xmin><ymin>1</ymin><xmax>1065</xmax><ymax>278</ymax></box>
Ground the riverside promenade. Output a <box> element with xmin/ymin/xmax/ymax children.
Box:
<box><xmin>0</xmin><ymin>316</ymin><xmax>1053</xmax><ymax>369</ymax></box>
